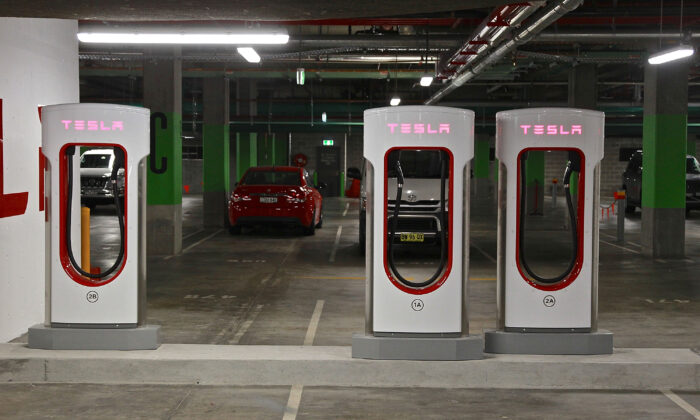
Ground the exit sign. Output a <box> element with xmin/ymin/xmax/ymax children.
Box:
<box><xmin>323</xmin><ymin>139</ymin><xmax>334</xmax><ymax>146</ymax></box>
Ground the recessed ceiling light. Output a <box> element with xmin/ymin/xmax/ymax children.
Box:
<box><xmin>77</xmin><ymin>32</ymin><xmax>289</xmax><ymax>45</ymax></box>
<box><xmin>237</xmin><ymin>47</ymin><xmax>261</xmax><ymax>63</ymax></box>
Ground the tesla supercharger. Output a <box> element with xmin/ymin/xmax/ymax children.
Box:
<box><xmin>485</xmin><ymin>108</ymin><xmax>612</xmax><ymax>354</ymax></box>
<box><xmin>352</xmin><ymin>106</ymin><xmax>483</xmax><ymax>360</ymax></box>
<box><xmin>28</xmin><ymin>103</ymin><xmax>160</xmax><ymax>350</ymax></box>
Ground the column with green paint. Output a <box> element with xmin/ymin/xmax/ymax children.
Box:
<box><xmin>525</xmin><ymin>150</ymin><xmax>544</xmax><ymax>215</ymax></box>
<box><xmin>144</xmin><ymin>49</ymin><xmax>183</xmax><ymax>255</ymax></box>
<box><xmin>203</xmin><ymin>77</ymin><xmax>230</xmax><ymax>227</ymax></box>
<box><xmin>640</xmin><ymin>59</ymin><xmax>689</xmax><ymax>258</ymax></box>
<box><xmin>236</xmin><ymin>132</ymin><xmax>257</xmax><ymax>181</ymax></box>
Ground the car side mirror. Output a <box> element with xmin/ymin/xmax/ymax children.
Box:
<box><xmin>347</xmin><ymin>167</ymin><xmax>362</xmax><ymax>180</ymax></box>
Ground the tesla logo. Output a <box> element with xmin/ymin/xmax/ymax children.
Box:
<box><xmin>406</xmin><ymin>191</ymin><xmax>418</xmax><ymax>202</ymax></box>
<box><xmin>0</xmin><ymin>98</ymin><xmax>29</xmax><ymax>218</ymax></box>
<box><xmin>387</xmin><ymin>123</ymin><xmax>450</xmax><ymax>134</ymax></box>
<box><xmin>61</xmin><ymin>120</ymin><xmax>124</xmax><ymax>131</ymax></box>
<box><xmin>520</xmin><ymin>124</ymin><xmax>582</xmax><ymax>135</ymax></box>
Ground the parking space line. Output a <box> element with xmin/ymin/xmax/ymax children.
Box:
<box><xmin>163</xmin><ymin>229</ymin><xmax>223</xmax><ymax>260</ymax></box>
<box><xmin>471</xmin><ymin>243</ymin><xmax>497</xmax><ymax>263</ymax></box>
<box><xmin>599</xmin><ymin>239</ymin><xmax>642</xmax><ymax>255</ymax></box>
<box><xmin>661</xmin><ymin>389</ymin><xmax>700</xmax><ymax>419</ymax></box>
<box><xmin>342</xmin><ymin>202</ymin><xmax>350</xmax><ymax>216</ymax></box>
<box><xmin>600</xmin><ymin>232</ymin><xmax>641</xmax><ymax>248</ymax></box>
<box><xmin>329</xmin><ymin>226</ymin><xmax>343</xmax><ymax>262</ymax></box>
<box><xmin>182</xmin><ymin>229</ymin><xmax>204</xmax><ymax>240</ymax></box>
<box><xmin>304</xmin><ymin>300</ymin><xmax>324</xmax><ymax>346</ymax></box>
<box><xmin>282</xmin><ymin>384</ymin><xmax>304</xmax><ymax>420</ymax></box>
<box><xmin>229</xmin><ymin>304</ymin><xmax>264</xmax><ymax>344</ymax></box>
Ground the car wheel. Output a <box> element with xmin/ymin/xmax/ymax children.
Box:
<box><xmin>303</xmin><ymin>210</ymin><xmax>316</xmax><ymax>236</ymax></box>
<box><xmin>316</xmin><ymin>206</ymin><xmax>323</xmax><ymax>228</ymax></box>
<box><xmin>229</xmin><ymin>225</ymin><xmax>241</xmax><ymax>235</ymax></box>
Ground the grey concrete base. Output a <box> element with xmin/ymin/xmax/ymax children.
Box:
<box><xmin>27</xmin><ymin>324</ymin><xmax>160</xmax><ymax>350</ymax></box>
<box><xmin>203</xmin><ymin>190</ymin><xmax>228</xmax><ymax>228</ymax></box>
<box><xmin>352</xmin><ymin>333</ymin><xmax>484</xmax><ymax>360</ymax></box>
<box><xmin>147</xmin><ymin>204</ymin><xmax>183</xmax><ymax>255</ymax></box>
<box><xmin>641</xmin><ymin>207</ymin><xmax>685</xmax><ymax>258</ymax></box>
<box><xmin>484</xmin><ymin>329</ymin><xmax>613</xmax><ymax>355</ymax></box>
<box><xmin>1</xmin><ymin>344</ymin><xmax>698</xmax><ymax>390</ymax></box>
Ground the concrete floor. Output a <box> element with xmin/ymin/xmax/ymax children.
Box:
<box><xmin>6</xmin><ymin>192</ymin><xmax>700</xmax><ymax>418</ymax></box>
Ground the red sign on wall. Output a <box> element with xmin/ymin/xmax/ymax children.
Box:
<box><xmin>0</xmin><ymin>98</ymin><xmax>29</xmax><ymax>218</ymax></box>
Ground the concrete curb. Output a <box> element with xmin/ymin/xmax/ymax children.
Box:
<box><xmin>0</xmin><ymin>344</ymin><xmax>698</xmax><ymax>390</ymax></box>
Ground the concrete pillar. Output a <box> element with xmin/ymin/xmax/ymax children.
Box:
<box><xmin>641</xmin><ymin>60</ymin><xmax>690</xmax><ymax>258</ymax></box>
<box><xmin>144</xmin><ymin>49</ymin><xmax>182</xmax><ymax>255</ymax></box>
<box><xmin>473</xmin><ymin>134</ymin><xmax>490</xmax><ymax>196</ymax></box>
<box><xmin>568</xmin><ymin>64</ymin><xmax>598</xmax><ymax>201</ymax></box>
<box><xmin>235</xmin><ymin>79</ymin><xmax>258</xmax><ymax>182</ymax></box>
<box><xmin>202</xmin><ymin>77</ymin><xmax>230</xmax><ymax>228</ymax></box>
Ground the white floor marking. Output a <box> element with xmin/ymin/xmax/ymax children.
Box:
<box><xmin>329</xmin><ymin>226</ymin><xmax>343</xmax><ymax>262</ymax></box>
<box><xmin>599</xmin><ymin>239</ymin><xmax>642</xmax><ymax>254</ymax></box>
<box><xmin>661</xmin><ymin>389</ymin><xmax>700</xmax><ymax>419</ymax></box>
<box><xmin>471</xmin><ymin>243</ymin><xmax>497</xmax><ymax>263</ymax></box>
<box><xmin>163</xmin><ymin>229</ymin><xmax>222</xmax><ymax>260</ymax></box>
<box><xmin>599</xmin><ymin>232</ymin><xmax>641</xmax><ymax>248</ymax></box>
<box><xmin>229</xmin><ymin>304</ymin><xmax>264</xmax><ymax>344</ymax></box>
<box><xmin>342</xmin><ymin>202</ymin><xmax>350</xmax><ymax>216</ymax></box>
<box><xmin>282</xmin><ymin>384</ymin><xmax>304</xmax><ymax>420</ymax></box>
<box><xmin>304</xmin><ymin>300</ymin><xmax>325</xmax><ymax>346</ymax></box>
<box><xmin>183</xmin><ymin>229</ymin><xmax>204</xmax><ymax>240</ymax></box>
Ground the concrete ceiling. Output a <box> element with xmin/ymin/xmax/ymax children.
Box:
<box><xmin>0</xmin><ymin>0</ymin><xmax>520</xmax><ymax>21</ymax></box>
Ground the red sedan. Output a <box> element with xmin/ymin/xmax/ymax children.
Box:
<box><xmin>228</xmin><ymin>166</ymin><xmax>324</xmax><ymax>235</ymax></box>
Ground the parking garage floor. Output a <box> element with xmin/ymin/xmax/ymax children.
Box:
<box><xmin>4</xmin><ymin>193</ymin><xmax>700</xmax><ymax>419</ymax></box>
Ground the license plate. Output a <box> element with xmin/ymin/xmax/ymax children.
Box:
<box><xmin>400</xmin><ymin>233</ymin><xmax>424</xmax><ymax>242</ymax></box>
<box><xmin>260</xmin><ymin>196</ymin><xmax>277</xmax><ymax>203</ymax></box>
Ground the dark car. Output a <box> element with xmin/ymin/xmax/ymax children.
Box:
<box><xmin>621</xmin><ymin>150</ymin><xmax>700</xmax><ymax>213</ymax></box>
<box><xmin>228</xmin><ymin>166</ymin><xmax>323</xmax><ymax>235</ymax></box>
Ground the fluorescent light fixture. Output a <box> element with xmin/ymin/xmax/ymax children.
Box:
<box><xmin>648</xmin><ymin>45</ymin><xmax>694</xmax><ymax>65</ymax></box>
<box><xmin>296</xmin><ymin>68</ymin><xmax>305</xmax><ymax>85</ymax></box>
<box><xmin>321</xmin><ymin>112</ymin><xmax>327</xmax><ymax>123</ymax></box>
<box><xmin>77</xmin><ymin>32</ymin><xmax>289</xmax><ymax>45</ymax></box>
<box><xmin>359</xmin><ymin>56</ymin><xmax>437</xmax><ymax>62</ymax></box>
<box><xmin>420</xmin><ymin>76</ymin><xmax>433</xmax><ymax>87</ymax></box>
<box><xmin>390</xmin><ymin>96</ymin><xmax>401</xmax><ymax>106</ymax></box>
<box><xmin>237</xmin><ymin>47</ymin><xmax>260</xmax><ymax>63</ymax></box>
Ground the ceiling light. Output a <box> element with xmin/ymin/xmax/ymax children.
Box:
<box><xmin>647</xmin><ymin>45</ymin><xmax>695</xmax><ymax>65</ymax></box>
<box><xmin>77</xmin><ymin>32</ymin><xmax>289</xmax><ymax>45</ymax></box>
<box><xmin>296</xmin><ymin>68</ymin><xmax>305</xmax><ymax>85</ymax></box>
<box><xmin>420</xmin><ymin>76</ymin><xmax>433</xmax><ymax>87</ymax></box>
<box><xmin>321</xmin><ymin>112</ymin><xmax>327</xmax><ymax>123</ymax></box>
<box><xmin>237</xmin><ymin>47</ymin><xmax>260</xmax><ymax>63</ymax></box>
<box><xmin>390</xmin><ymin>96</ymin><xmax>401</xmax><ymax>106</ymax></box>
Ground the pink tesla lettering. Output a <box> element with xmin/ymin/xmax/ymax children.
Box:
<box><xmin>427</xmin><ymin>124</ymin><xmax>437</xmax><ymax>134</ymax></box>
<box><xmin>560</xmin><ymin>125</ymin><xmax>570</xmax><ymax>135</ymax></box>
<box><xmin>100</xmin><ymin>121</ymin><xmax>111</xmax><ymax>131</ymax></box>
<box><xmin>400</xmin><ymin>124</ymin><xmax>411</xmax><ymax>134</ymax></box>
<box><xmin>520</xmin><ymin>125</ymin><xmax>531</xmax><ymax>134</ymax></box>
<box><xmin>571</xmin><ymin>125</ymin><xmax>582</xmax><ymax>135</ymax></box>
<box><xmin>61</xmin><ymin>120</ymin><xmax>72</xmax><ymax>130</ymax></box>
<box><xmin>414</xmin><ymin>123</ymin><xmax>425</xmax><ymax>134</ymax></box>
<box><xmin>533</xmin><ymin>125</ymin><xmax>544</xmax><ymax>135</ymax></box>
<box><xmin>74</xmin><ymin>120</ymin><xmax>85</xmax><ymax>130</ymax></box>
<box><xmin>547</xmin><ymin>125</ymin><xmax>557</xmax><ymax>135</ymax></box>
<box><xmin>87</xmin><ymin>120</ymin><xmax>98</xmax><ymax>131</ymax></box>
<box><xmin>387</xmin><ymin>123</ymin><xmax>398</xmax><ymax>133</ymax></box>
<box><xmin>439</xmin><ymin>124</ymin><xmax>450</xmax><ymax>134</ymax></box>
<box><xmin>387</xmin><ymin>122</ymin><xmax>451</xmax><ymax>134</ymax></box>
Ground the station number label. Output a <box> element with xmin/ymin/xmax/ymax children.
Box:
<box><xmin>543</xmin><ymin>295</ymin><xmax>556</xmax><ymax>307</ymax></box>
<box><xmin>86</xmin><ymin>291</ymin><xmax>99</xmax><ymax>303</ymax></box>
<box><xmin>411</xmin><ymin>299</ymin><xmax>424</xmax><ymax>311</ymax></box>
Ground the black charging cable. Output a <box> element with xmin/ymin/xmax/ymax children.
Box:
<box><xmin>64</xmin><ymin>146</ymin><xmax>125</xmax><ymax>279</ymax></box>
<box><xmin>387</xmin><ymin>155</ymin><xmax>448</xmax><ymax>288</ymax></box>
<box><xmin>519</xmin><ymin>151</ymin><xmax>580</xmax><ymax>284</ymax></box>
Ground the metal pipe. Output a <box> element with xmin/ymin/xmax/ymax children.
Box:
<box><xmin>426</xmin><ymin>0</ymin><xmax>584</xmax><ymax>105</ymax></box>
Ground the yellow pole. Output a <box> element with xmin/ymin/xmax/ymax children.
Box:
<box><xmin>81</xmin><ymin>206</ymin><xmax>91</xmax><ymax>273</ymax></box>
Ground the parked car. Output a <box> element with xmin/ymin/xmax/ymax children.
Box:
<box><xmin>80</xmin><ymin>148</ymin><xmax>125</xmax><ymax>209</ymax></box>
<box><xmin>228</xmin><ymin>166</ymin><xmax>323</xmax><ymax>235</ymax></box>
<box><xmin>622</xmin><ymin>150</ymin><xmax>700</xmax><ymax>213</ymax></box>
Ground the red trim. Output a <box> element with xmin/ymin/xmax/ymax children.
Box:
<box><xmin>39</xmin><ymin>147</ymin><xmax>45</xmax><ymax>212</ymax></box>
<box><xmin>515</xmin><ymin>148</ymin><xmax>585</xmax><ymax>292</ymax></box>
<box><xmin>0</xmin><ymin>98</ymin><xmax>29</xmax><ymax>219</ymax></box>
<box><xmin>59</xmin><ymin>143</ymin><xmax>128</xmax><ymax>287</ymax></box>
<box><xmin>383</xmin><ymin>147</ymin><xmax>454</xmax><ymax>296</ymax></box>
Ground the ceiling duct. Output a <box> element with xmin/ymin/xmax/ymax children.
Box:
<box><xmin>426</xmin><ymin>0</ymin><xmax>583</xmax><ymax>104</ymax></box>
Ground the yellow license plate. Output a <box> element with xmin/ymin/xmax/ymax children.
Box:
<box><xmin>400</xmin><ymin>233</ymin><xmax>424</xmax><ymax>242</ymax></box>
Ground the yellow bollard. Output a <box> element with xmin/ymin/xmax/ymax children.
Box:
<box><xmin>81</xmin><ymin>206</ymin><xmax>91</xmax><ymax>274</ymax></box>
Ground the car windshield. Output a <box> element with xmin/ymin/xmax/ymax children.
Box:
<box><xmin>81</xmin><ymin>154</ymin><xmax>111</xmax><ymax>168</ymax></box>
<box><xmin>242</xmin><ymin>170</ymin><xmax>301</xmax><ymax>186</ymax></box>
<box><xmin>387</xmin><ymin>150</ymin><xmax>447</xmax><ymax>179</ymax></box>
<box><xmin>687</xmin><ymin>157</ymin><xmax>700</xmax><ymax>174</ymax></box>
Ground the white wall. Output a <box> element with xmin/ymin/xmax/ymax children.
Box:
<box><xmin>0</xmin><ymin>18</ymin><xmax>79</xmax><ymax>342</ymax></box>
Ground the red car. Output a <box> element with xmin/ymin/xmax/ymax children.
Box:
<box><xmin>228</xmin><ymin>166</ymin><xmax>324</xmax><ymax>235</ymax></box>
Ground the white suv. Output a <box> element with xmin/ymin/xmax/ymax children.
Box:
<box><xmin>80</xmin><ymin>148</ymin><xmax>125</xmax><ymax>209</ymax></box>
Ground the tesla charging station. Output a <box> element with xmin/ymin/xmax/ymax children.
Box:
<box><xmin>485</xmin><ymin>108</ymin><xmax>612</xmax><ymax>354</ymax></box>
<box><xmin>352</xmin><ymin>106</ymin><xmax>483</xmax><ymax>360</ymax></box>
<box><xmin>28</xmin><ymin>103</ymin><xmax>160</xmax><ymax>350</ymax></box>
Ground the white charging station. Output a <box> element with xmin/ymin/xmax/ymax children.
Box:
<box><xmin>28</xmin><ymin>103</ymin><xmax>159</xmax><ymax>350</ymax></box>
<box><xmin>352</xmin><ymin>106</ymin><xmax>483</xmax><ymax>360</ymax></box>
<box><xmin>485</xmin><ymin>108</ymin><xmax>612</xmax><ymax>354</ymax></box>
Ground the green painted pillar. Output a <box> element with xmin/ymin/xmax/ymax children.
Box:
<box><xmin>525</xmin><ymin>151</ymin><xmax>544</xmax><ymax>215</ymax></box>
<box><xmin>236</xmin><ymin>132</ymin><xmax>257</xmax><ymax>182</ymax></box>
<box><xmin>641</xmin><ymin>59</ymin><xmax>690</xmax><ymax>258</ymax></box>
<box><xmin>144</xmin><ymin>48</ymin><xmax>182</xmax><ymax>255</ymax></box>
<box><xmin>473</xmin><ymin>136</ymin><xmax>490</xmax><ymax>196</ymax></box>
<box><xmin>203</xmin><ymin>77</ymin><xmax>230</xmax><ymax>228</ymax></box>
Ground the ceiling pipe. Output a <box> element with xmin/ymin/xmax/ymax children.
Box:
<box><xmin>426</xmin><ymin>0</ymin><xmax>583</xmax><ymax>105</ymax></box>
<box><xmin>534</xmin><ymin>31</ymin><xmax>700</xmax><ymax>42</ymax></box>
